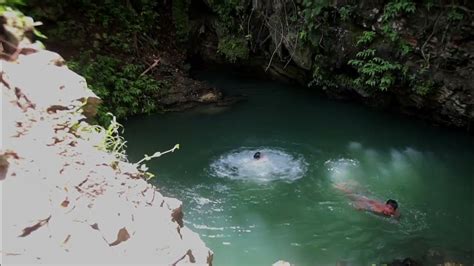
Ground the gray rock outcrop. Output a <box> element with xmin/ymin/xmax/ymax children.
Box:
<box><xmin>0</xmin><ymin>11</ymin><xmax>213</xmax><ymax>265</ymax></box>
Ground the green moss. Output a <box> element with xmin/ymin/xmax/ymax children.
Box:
<box><xmin>412</xmin><ymin>81</ymin><xmax>434</xmax><ymax>95</ymax></box>
<box><xmin>409</xmin><ymin>71</ymin><xmax>435</xmax><ymax>96</ymax></box>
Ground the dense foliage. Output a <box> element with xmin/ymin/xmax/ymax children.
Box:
<box><xmin>202</xmin><ymin>0</ymin><xmax>470</xmax><ymax>98</ymax></box>
<box><xmin>217</xmin><ymin>35</ymin><xmax>249</xmax><ymax>63</ymax></box>
<box><xmin>207</xmin><ymin>0</ymin><xmax>250</xmax><ymax>62</ymax></box>
<box><xmin>295</xmin><ymin>0</ymin><xmax>426</xmax><ymax>94</ymax></box>
<box><xmin>68</xmin><ymin>54</ymin><xmax>164</xmax><ymax>124</ymax></box>
<box><xmin>25</xmin><ymin>0</ymin><xmax>165</xmax><ymax>124</ymax></box>
<box><xmin>172</xmin><ymin>0</ymin><xmax>190</xmax><ymax>42</ymax></box>
<box><xmin>7</xmin><ymin>0</ymin><xmax>471</xmax><ymax>125</ymax></box>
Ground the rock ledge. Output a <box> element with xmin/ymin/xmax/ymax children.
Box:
<box><xmin>0</xmin><ymin>12</ymin><xmax>213</xmax><ymax>265</ymax></box>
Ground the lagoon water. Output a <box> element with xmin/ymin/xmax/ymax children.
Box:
<box><xmin>124</xmin><ymin>69</ymin><xmax>474</xmax><ymax>265</ymax></box>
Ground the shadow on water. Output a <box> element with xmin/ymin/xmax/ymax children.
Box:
<box><xmin>124</xmin><ymin>68</ymin><xmax>474</xmax><ymax>265</ymax></box>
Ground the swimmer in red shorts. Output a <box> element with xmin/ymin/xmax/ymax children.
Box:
<box><xmin>334</xmin><ymin>183</ymin><xmax>400</xmax><ymax>219</ymax></box>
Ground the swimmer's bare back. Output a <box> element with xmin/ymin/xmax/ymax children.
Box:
<box><xmin>334</xmin><ymin>183</ymin><xmax>400</xmax><ymax>219</ymax></box>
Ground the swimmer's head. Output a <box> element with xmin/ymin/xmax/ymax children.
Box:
<box><xmin>382</xmin><ymin>199</ymin><xmax>398</xmax><ymax>216</ymax></box>
<box><xmin>385</xmin><ymin>199</ymin><xmax>398</xmax><ymax>212</ymax></box>
<box><xmin>386</xmin><ymin>199</ymin><xmax>398</xmax><ymax>211</ymax></box>
<box><xmin>253</xmin><ymin>152</ymin><xmax>261</xmax><ymax>160</ymax></box>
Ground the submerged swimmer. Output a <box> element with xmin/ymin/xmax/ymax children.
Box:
<box><xmin>334</xmin><ymin>183</ymin><xmax>400</xmax><ymax>219</ymax></box>
<box><xmin>252</xmin><ymin>151</ymin><xmax>270</xmax><ymax>166</ymax></box>
<box><xmin>253</xmin><ymin>152</ymin><xmax>262</xmax><ymax>160</ymax></box>
<box><xmin>228</xmin><ymin>151</ymin><xmax>266</xmax><ymax>174</ymax></box>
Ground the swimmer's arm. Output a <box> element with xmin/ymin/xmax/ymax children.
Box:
<box><xmin>333</xmin><ymin>183</ymin><xmax>353</xmax><ymax>194</ymax></box>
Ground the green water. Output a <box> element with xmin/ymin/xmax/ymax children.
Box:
<box><xmin>124</xmin><ymin>70</ymin><xmax>474</xmax><ymax>265</ymax></box>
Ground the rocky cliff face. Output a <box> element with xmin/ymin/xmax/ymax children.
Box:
<box><xmin>0</xmin><ymin>11</ymin><xmax>213</xmax><ymax>265</ymax></box>
<box><xmin>186</xmin><ymin>0</ymin><xmax>473</xmax><ymax>131</ymax></box>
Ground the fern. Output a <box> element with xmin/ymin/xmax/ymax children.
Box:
<box><xmin>379</xmin><ymin>0</ymin><xmax>416</xmax><ymax>43</ymax></box>
<box><xmin>355</xmin><ymin>48</ymin><xmax>376</xmax><ymax>59</ymax></box>
<box><xmin>356</xmin><ymin>31</ymin><xmax>376</xmax><ymax>47</ymax></box>
<box><xmin>381</xmin><ymin>0</ymin><xmax>416</xmax><ymax>22</ymax></box>
<box><xmin>349</xmin><ymin>51</ymin><xmax>402</xmax><ymax>91</ymax></box>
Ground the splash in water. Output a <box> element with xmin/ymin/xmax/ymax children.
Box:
<box><xmin>209</xmin><ymin>147</ymin><xmax>307</xmax><ymax>182</ymax></box>
<box><xmin>324</xmin><ymin>158</ymin><xmax>360</xmax><ymax>184</ymax></box>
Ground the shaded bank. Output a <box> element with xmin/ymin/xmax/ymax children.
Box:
<box><xmin>184</xmin><ymin>0</ymin><xmax>473</xmax><ymax>131</ymax></box>
<box><xmin>20</xmin><ymin>1</ymin><xmax>473</xmax><ymax>131</ymax></box>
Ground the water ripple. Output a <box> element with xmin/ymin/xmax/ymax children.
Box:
<box><xmin>209</xmin><ymin>147</ymin><xmax>307</xmax><ymax>182</ymax></box>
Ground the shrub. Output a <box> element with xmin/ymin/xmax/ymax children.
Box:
<box><xmin>68</xmin><ymin>55</ymin><xmax>165</xmax><ymax>124</ymax></box>
<box><xmin>347</xmin><ymin>29</ymin><xmax>405</xmax><ymax>92</ymax></box>
<box><xmin>217</xmin><ymin>36</ymin><xmax>249</xmax><ymax>63</ymax></box>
